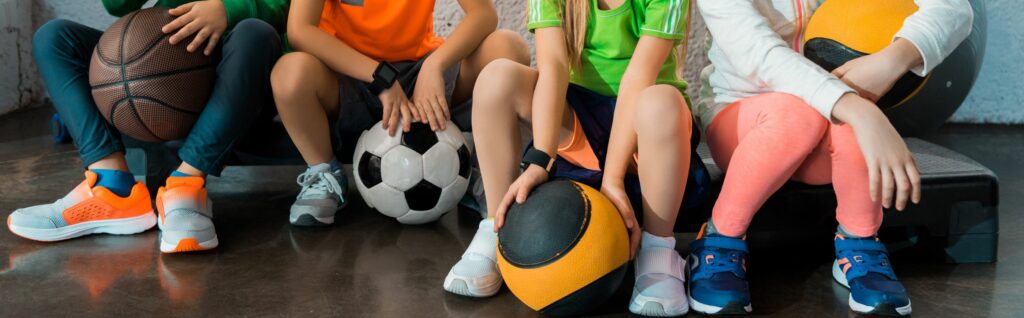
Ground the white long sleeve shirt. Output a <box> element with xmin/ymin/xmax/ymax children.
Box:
<box><xmin>695</xmin><ymin>0</ymin><xmax>973</xmax><ymax>129</ymax></box>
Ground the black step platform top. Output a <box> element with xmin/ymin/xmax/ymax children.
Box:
<box><xmin>696</xmin><ymin>138</ymin><xmax>996</xmax><ymax>184</ymax></box>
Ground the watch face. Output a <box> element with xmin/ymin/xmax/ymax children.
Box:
<box><xmin>379</xmin><ymin>64</ymin><xmax>398</xmax><ymax>82</ymax></box>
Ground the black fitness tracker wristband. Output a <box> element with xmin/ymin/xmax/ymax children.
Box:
<box><xmin>521</xmin><ymin>147</ymin><xmax>557</xmax><ymax>178</ymax></box>
<box><xmin>367</xmin><ymin>62</ymin><xmax>399</xmax><ymax>95</ymax></box>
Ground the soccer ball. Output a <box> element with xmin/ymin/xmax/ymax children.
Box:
<box><xmin>352</xmin><ymin>121</ymin><xmax>472</xmax><ymax>224</ymax></box>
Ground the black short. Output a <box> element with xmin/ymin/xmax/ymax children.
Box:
<box><xmin>331</xmin><ymin>52</ymin><xmax>471</xmax><ymax>139</ymax></box>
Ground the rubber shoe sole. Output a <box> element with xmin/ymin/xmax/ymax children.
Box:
<box><xmin>7</xmin><ymin>212</ymin><xmax>156</xmax><ymax>242</ymax></box>
<box><xmin>443</xmin><ymin>270</ymin><xmax>502</xmax><ymax>298</ymax></box>
<box><xmin>629</xmin><ymin>289</ymin><xmax>690</xmax><ymax>317</ymax></box>
<box><xmin>160</xmin><ymin>235</ymin><xmax>218</xmax><ymax>254</ymax></box>
<box><xmin>290</xmin><ymin>213</ymin><xmax>333</xmax><ymax>226</ymax></box>
<box><xmin>831</xmin><ymin>260</ymin><xmax>912</xmax><ymax>316</ymax></box>
<box><xmin>289</xmin><ymin>201</ymin><xmax>346</xmax><ymax>226</ymax></box>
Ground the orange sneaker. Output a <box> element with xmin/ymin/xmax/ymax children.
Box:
<box><xmin>156</xmin><ymin>176</ymin><xmax>217</xmax><ymax>253</ymax></box>
<box><xmin>6</xmin><ymin>171</ymin><xmax>156</xmax><ymax>242</ymax></box>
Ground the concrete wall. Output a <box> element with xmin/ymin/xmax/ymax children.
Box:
<box><xmin>950</xmin><ymin>0</ymin><xmax>1024</xmax><ymax>124</ymax></box>
<box><xmin>0</xmin><ymin>0</ymin><xmax>1018</xmax><ymax>123</ymax></box>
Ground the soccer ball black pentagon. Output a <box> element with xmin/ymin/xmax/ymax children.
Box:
<box><xmin>353</xmin><ymin>121</ymin><xmax>472</xmax><ymax>224</ymax></box>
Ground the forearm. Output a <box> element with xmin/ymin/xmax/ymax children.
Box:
<box><xmin>603</xmin><ymin>74</ymin><xmax>654</xmax><ymax>182</ymax></box>
<box><xmin>831</xmin><ymin>93</ymin><xmax>888</xmax><ymax>129</ymax></box>
<box><xmin>425</xmin><ymin>1</ymin><xmax>498</xmax><ymax>71</ymax></box>
<box><xmin>531</xmin><ymin>64</ymin><xmax>570</xmax><ymax>157</ymax></box>
<box><xmin>603</xmin><ymin>36</ymin><xmax>675</xmax><ymax>181</ymax></box>
<box><xmin>288</xmin><ymin>25</ymin><xmax>379</xmax><ymax>83</ymax></box>
<box><xmin>885</xmin><ymin>38</ymin><xmax>925</xmax><ymax>73</ymax></box>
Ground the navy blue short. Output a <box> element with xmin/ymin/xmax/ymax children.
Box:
<box><xmin>530</xmin><ymin>84</ymin><xmax>712</xmax><ymax>214</ymax></box>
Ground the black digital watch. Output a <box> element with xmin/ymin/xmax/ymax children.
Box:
<box><xmin>367</xmin><ymin>62</ymin><xmax>399</xmax><ymax>95</ymax></box>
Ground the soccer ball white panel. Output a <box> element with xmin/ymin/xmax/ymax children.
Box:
<box><xmin>361</xmin><ymin>121</ymin><xmax>402</xmax><ymax>156</ymax></box>
<box><xmin>380</xmin><ymin>146</ymin><xmax>423</xmax><ymax>191</ymax></box>
<box><xmin>435</xmin><ymin>120</ymin><xmax>468</xmax><ymax>149</ymax></box>
<box><xmin>365</xmin><ymin>184</ymin><xmax>410</xmax><ymax>219</ymax></box>
<box><xmin>421</xmin><ymin>143</ymin><xmax>458</xmax><ymax>187</ymax></box>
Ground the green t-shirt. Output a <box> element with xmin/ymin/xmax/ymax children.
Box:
<box><xmin>528</xmin><ymin>0</ymin><xmax>689</xmax><ymax>98</ymax></box>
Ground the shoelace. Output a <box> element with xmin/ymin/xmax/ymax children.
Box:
<box><xmin>296</xmin><ymin>170</ymin><xmax>344</xmax><ymax>197</ymax></box>
<box><xmin>699</xmin><ymin>248</ymin><xmax>745</xmax><ymax>278</ymax></box>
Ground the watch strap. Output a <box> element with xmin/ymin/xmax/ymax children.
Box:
<box><xmin>521</xmin><ymin>148</ymin><xmax>556</xmax><ymax>177</ymax></box>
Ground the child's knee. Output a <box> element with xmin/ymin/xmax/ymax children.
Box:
<box><xmin>32</xmin><ymin>19</ymin><xmax>76</xmax><ymax>59</ymax></box>
<box><xmin>482</xmin><ymin>30</ymin><xmax>530</xmax><ymax>63</ymax></box>
<box><xmin>472</xmin><ymin>59</ymin><xmax>525</xmax><ymax>104</ymax></box>
<box><xmin>226</xmin><ymin>19</ymin><xmax>281</xmax><ymax>53</ymax></box>
<box><xmin>271</xmin><ymin>52</ymin><xmax>321</xmax><ymax>103</ymax></box>
<box><xmin>634</xmin><ymin>85</ymin><xmax>691</xmax><ymax>135</ymax></box>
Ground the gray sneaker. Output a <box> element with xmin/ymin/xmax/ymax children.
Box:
<box><xmin>290</xmin><ymin>164</ymin><xmax>348</xmax><ymax>226</ymax></box>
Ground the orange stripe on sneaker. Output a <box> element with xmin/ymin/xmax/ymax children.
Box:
<box><xmin>168</xmin><ymin>238</ymin><xmax>208</xmax><ymax>253</ymax></box>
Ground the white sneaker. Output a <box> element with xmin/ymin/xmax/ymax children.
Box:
<box><xmin>444</xmin><ymin>219</ymin><xmax>503</xmax><ymax>297</ymax></box>
<box><xmin>630</xmin><ymin>233</ymin><xmax>690</xmax><ymax>317</ymax></box>
<box><xmin>290</xmin><ymin>164</ymin><xmax>347</xmax><ymax>226</ymax></box>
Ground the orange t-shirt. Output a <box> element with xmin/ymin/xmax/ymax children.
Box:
<box><xmin>318</xmin><ymin>0</ymin><xmax>444</xmax><ymax>62</ymax></box>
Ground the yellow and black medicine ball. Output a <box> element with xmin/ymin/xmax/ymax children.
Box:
<box><xmin>804</xmin><ymin>0</ymin><xmax>986</xmax><ymax>135</ymax></box>
<box><xmin>497</xmin><ymin>180</ymin><xmax>629</xmax><ymax>316</ymax></box>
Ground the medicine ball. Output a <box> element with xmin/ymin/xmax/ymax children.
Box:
<box><xmin>804</xmin><ymin>0</ymin><xmax>986</xmax><ymax>136</ymax></box>
<box><xmin>89</xmin><ymin>7</ymin><xmax>216</xmax><ymax>142</ymax></box>
<box><xmin>497</xmin><ymin>180</ymin><xmax>629</xmax><ymax>316</ymax></box>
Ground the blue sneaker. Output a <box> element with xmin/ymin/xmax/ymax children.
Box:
<box><xmin>833</xmin><ymin>234</ymin><xmax>912</xmax><ymax>316</ymax></box>
<box><xmin>687</xmin><ymin>225</ymin><xmax>752</xmax><ymax>315</ymax></box>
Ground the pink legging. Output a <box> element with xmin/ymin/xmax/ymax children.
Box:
<box><xmin>706</xmin><ymin>93</ymin><xmax>882</xmax><ymax>238</ymax></box>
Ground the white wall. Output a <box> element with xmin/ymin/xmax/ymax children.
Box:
<box><xmin>0</xmin><ymin>0</ymin><xmax>1018</xmax><ymax>124</ymax></box>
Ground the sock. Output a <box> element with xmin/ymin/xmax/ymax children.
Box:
<box><xmin>170</xmin><ymin>170</ymin><xmax>194</xmax><ymax>177</ymax></box>
<box><xmin>91</xmin><ymin>169</ymin><xmax>135</xmax><ymax>197</ymax></box>
<box><xmin>327</xmin><ymin>157</ymin><xmax>340</xmax><ymax>171</ymax></box>
<box><xmin>307</xmin><ymin>162</ymin><xmax>332</xmax><ymax>173</ymax></box>
<box><xmin>837</xmin><ymin>225</ymin><xmax>872</xmax><ymax>239</ymax></box>
<box><xmin>704</xmin><ymin>218</ymin><xmax>721</xmax><ymax>236</ymax></box>
<box><xmin>634</xmin><ymin>231</ymin><xmax>687</xmax><ymax>301</ymax></box>
<box><xmin>641</xmin><ymin>231</ymin><xmax>677</xmax><ymax>250</ymax></box>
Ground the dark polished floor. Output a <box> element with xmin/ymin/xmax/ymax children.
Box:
<box><xmin>0</xmin><ymin>106</ymin><xmax>1021</xmax><ymax>317</ymax></box>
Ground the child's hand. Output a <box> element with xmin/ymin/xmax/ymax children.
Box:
<box><xmin>411</xmin><ymin>60</ymin><xmax>450</xmax><ymax>132</ymax></box>
<box><xmin>492</xmin><ymin>165</ymin><xmax>549</xmax><ymax>232</ymax></box>
<box><xmin>601</xmin><ymin>179</ymin><xmax>641</xmax><ymax>258</ymax></box>
<box><xmin>832</xmin><ymin>38</ymin><xmax>923</xmax><ymax>102</ymax></box>
<box><xmin>833</xmin><ymin>94</ymin><xmax>921</xmax><ymax>211</ymax></box>
<box><xmin>379</xmin><ymin>82</ymin><xmax>417</xmax><ymax>136</ymax></box>
<box><xmin>163</xmin><ymin>0</ymin><xmax>228</xmax><ymax>56</ymax></box>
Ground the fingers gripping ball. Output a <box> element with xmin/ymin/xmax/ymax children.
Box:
<box><xmin>353</xmin><ymin>121</ymin><xmax>472</xmax><ymax>224</ymax></box>
<box><xmin>498</xmin><ymin>180</ymin><xmax>630</xmax><ymax>316</ymax></box>
<box><xmin>89</xmin><ymin>7</ymin><xmax>216</xmax><ymax>142</ymax></box>
<box><xmin>804</xmin><ymin>0</ymin><xmax>986</xmax><ymax>135</ymax></box>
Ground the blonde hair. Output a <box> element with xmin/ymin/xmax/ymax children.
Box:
<box><xmin>531</xmin><ymin>0</ymin><xmax>692</xmax><ymax>74</ymax></box>
<box><xmin>563</xmin><ymin>0</ymin><xmax>589</xmax><ymax>71</ymax></box>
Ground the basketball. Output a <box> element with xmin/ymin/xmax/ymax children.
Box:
<box><xmin>497</xmin><ymin>180</ymin><xmax>630</xmax><ymax>316</ymax></box>
<box><xmin>803</xmin><ymin>0</ymin><xmax>986</xmax><ymax>136</ymax></box>
<box><xmin>89</xmin><ymin>6</ymin><xmax>216</xmax><ymax>142</ymax></box>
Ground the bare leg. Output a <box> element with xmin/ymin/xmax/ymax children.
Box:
<box><xmin>471</xmin><ymin>59</ymin><xmax>574</xmax><ymax>217</ymax></box>
<box><xmin>175</xmin><ymin>162</ymin><xmax>207</xmax><ymax>177</ymax></box>
<box><xmin>633</xmin><ymin>85</ymin><xmax>692</xmax><ymax>237</ymax></box>
<box><xmin>87</xmin><ymin>152</ymin><xmax>130</xmax><ymax>171</ymax></box>
<box><xmin>270</xmin><ymin>52</ymin><xmax>341</xmax><ymax>166</ymax></box>
<box><xmin>453</xmin><ymin>30</ymin><xmax>531</xmax><ymax>105</ymax></box>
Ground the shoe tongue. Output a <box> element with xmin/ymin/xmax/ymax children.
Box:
<box><xmin>166</xmin><ymin>175</ymin><xmax>206</xmax><ymax>188</ymax></box>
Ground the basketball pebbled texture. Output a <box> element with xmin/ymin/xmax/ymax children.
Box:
<box><xmin>89</xmin><ymin>6</ymin><xmax>216</xmax><ymax>142</ymax></box>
